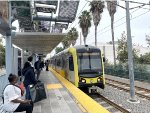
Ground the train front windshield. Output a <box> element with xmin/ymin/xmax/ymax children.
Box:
<box><xmin>78</xmin><ymin>52</ymin><xmax>102</xmax><ymax>77</ymax></box>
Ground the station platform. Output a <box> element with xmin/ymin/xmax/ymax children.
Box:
<box><xmin>30</xmin><ymin>70</ymin><xmax>84</xmax><ymax>113</ymax></box>
<box><xmin>0</xmin><ymin>69</ymin><xmax>109</xmax><ymax>113</ymax></box>
<box><xmin>16</xmin><ymin>69</ymin><xmax>109</xmax><ymax>113</ymax></box>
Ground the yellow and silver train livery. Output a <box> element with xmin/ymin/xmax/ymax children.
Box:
<box><xmin>50</xmin><ymin>45</ymin><xmax>105</xmax><ymax>89</ymax></box>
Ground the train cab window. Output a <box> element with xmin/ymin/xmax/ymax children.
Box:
<box><xmin>103</xmin><ymin>57</ymin><xmax>106</xmax><ymax>62</ymax></box>
<box><xmin>69</xmin><ymin>56</ymin><xmax>74</xmax><ymax>71</ymax></box>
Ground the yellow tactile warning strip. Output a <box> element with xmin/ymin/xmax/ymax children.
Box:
<box><xmin>49</xmin><ymin>68</ymin><xmax>110</xmax><ymax>113</ymax></box>
<box><xmin>74</xmin><ymin>99</ymin><xmax>87</xmax><ymax>113</ymax></box>
<box><xmin>47</xmin><ymin>84</ymin><xmax>63</xmax><ymax>89</ymax></box>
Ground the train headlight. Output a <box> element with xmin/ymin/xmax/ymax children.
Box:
<box><xmin>82</xmin><ymin>79</ymin><xmax>86</xmax><ymax>83</ymax></box>
<box><xmin>98</xmin><ymin>77</ymin><xmax>103</xmax><ymax>82</ymax></box>
<box><xmin>97</xmin><ymin>78</ymin><xmax>101</xmax><ymax>82</ymax></box>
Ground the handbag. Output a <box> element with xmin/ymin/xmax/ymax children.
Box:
<box><xmin>18</xmin><ymin>75</ymin><xmax>25</xmax><ymax>96</ymax></box>
<box><xmin>30</xmin><ymin>82</ymin><xmax>47</xmax><ymax>103</ymax></box>
<box><xmin>18</xmin><ymin>82</ymin><xmax>25</xmax><ymax>96</ymax></box>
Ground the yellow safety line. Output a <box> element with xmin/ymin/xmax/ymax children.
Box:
<box><xmin>75</xmin><ymin>99</ymin><xmax>87</xmax><ymax>113</ymax></box>
<box><xmin>47</xmin><ymin>84</ymin><xmax>63</xmax><ymax>89</ymax></box>
<box><xmin>49</xmin><ymin>68</ymin><xmax>110</xmax><ymax>113</ymax></box>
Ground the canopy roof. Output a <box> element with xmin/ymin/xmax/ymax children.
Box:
<box><xmin>11</xmin><ymin>0</ymin><xmax>79</xmax><ymax>32</ymax></box>
<box><xmin>12</xmin><ymin>32</ymin><xmax>66</xmax><ymax>54</ymax></box>
<box><xmin>0</xmin><ymin>1</ymin><xmax>80</xmax><ymax>55</ymax></box>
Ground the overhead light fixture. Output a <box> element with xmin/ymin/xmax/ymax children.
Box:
<box><xmin>35</xmin><ymin>3</ymin><xmax>56</xmax><ymax>9</ymax></box>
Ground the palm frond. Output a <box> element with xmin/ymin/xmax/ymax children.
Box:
<box><xmin>90</xmin><ymin>1</ymin><xmax>105</xmax><ymax>13</ymax></box>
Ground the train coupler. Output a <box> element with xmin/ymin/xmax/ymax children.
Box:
<box><xmin>88</xmin><ymin>86</ymin><xmax>98</xmax><ymax>93</ymax></box>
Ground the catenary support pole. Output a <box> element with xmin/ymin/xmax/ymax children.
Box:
<box><xmin>80</xmin><ymin>32</ymin><xmax>82</xmax><ymax>45</ymax></box>
<box><xmin>125</xmin><ymin>1</ymin><xmax>136</xmax><ymax>102</ymax></box>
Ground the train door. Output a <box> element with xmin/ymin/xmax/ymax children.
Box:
<box><xmin>54</xmin><ymin>59</ymin><xmax>56</xmax><ymax>70</ymax></box>
<box><xmin>66</xmin><ymin>55</ymin><xmax>75</xmax><ymax>84</ymax></box>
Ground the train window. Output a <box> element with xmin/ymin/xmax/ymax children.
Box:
<box><xmin>57</xmin><ymin>59</ymin><xmax>61</xmax><ymax>66</ymax></box>
<box><xmin>69</xmin><ymin>56</ymin><xmax>74</xmax><ymax>71</ymax></box>
<box><xmin>61</xmin><ymin>57</ymin><xmax>65</xmax><ymax>69</ymax></box>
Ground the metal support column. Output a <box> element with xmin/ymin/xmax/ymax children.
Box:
<box><xmin>80</xmin><ymin>32</ymin><xmax>82</xmax><ymax>45</ymax></box>
<box><xmin>5</xmin><ymin>1</ymin><xmax>12</xmax><ymax>78</ymax></box>
<box><xmin>12</xmin><ymin>47</ymin><xmax>18</xmax><ymax>75</ymax></box>
<box><xmin>125</xmin><ymin>1</ymin><xmax>137</xmax><ymax>102</ymax></box>
<box><xmin>21</xmin><ymin>49</ymin><xmax>23</xmax><ymax>68</ymax></box>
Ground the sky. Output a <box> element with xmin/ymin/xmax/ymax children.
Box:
<box><xmin>48</xmin><ymin>0</ymin><xmax>150</xmax><ymax>58</ymax></box>
<box><xmin>1</xmin><ymin>0</ymin><xmax>150</xmax><ymax>58</ymax></box>
<box><xmin>66</xmin><ymin>0</ymin><xmax>150</xmax><ymax>47</ymax></box>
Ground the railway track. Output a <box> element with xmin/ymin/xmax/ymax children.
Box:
<box><xmin>105</xmin><ymin>78</ymin><xmax>150</xmax><ymax>100</ymax></box>
<box><xmin>88</xmin><ymin>93</ymin><xmax>130</xmax><ymax>113</ymax></box>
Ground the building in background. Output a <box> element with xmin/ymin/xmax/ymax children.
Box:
<box><xmin>91</xmin><ymin>42</ymin><xmax>150</xmax><ymax>64</ymax></box>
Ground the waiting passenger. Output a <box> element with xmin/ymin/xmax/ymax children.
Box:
<box><xmin>3</xmin><ymin>74</ymin><xmax>33</xmax><ymax>113</ymax></box>
<box><xmin>40</xmin><ymin>60</ymin><xmax>45</xmax><ymax>70</ymax></box>
<box><xmin>34</xmin><ymin>57</ymin><xmax>41</xmax><ymax>80</ymax></box>
<box><xmin>22</xmin><ymin>62</ymin><xmax>37</xmax><ymax>100</ymax></box>
<box><xmin>27</xmin><ymin>56</ymin><xmax>33</xmax><ymax>67</ymax></box>
<box><xmin>45</xmin><ymin>60</ymin><xmax>49</xmax><ymax>71</ymax></box>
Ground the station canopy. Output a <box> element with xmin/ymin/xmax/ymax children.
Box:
<box><xmin>0</xmin><ymin>1</ymin><xmax>79</xmax><ymax>55</ymax></box>
<box><xmin>12</xmin><ymin>32</ymin><xmax>66</xmax><ymax>54</ymax></box>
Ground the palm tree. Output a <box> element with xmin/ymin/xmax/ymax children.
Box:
<box><xmin>62</xmin><ymin>36</ymin><xmax>70</xmax><ymax>49</ymax></box>
<box><xmin>107</xmin><ymin>1</ymin><xmax>117</xmax><ymax>65</ymax></box>
<box><xmin>90</xmin><ymin>0</ymin><xmax>105</xmax><ymax>47</ymax></box>
<box><xmin>68</xmin><ymin>27</ymin><xmax>79</xmax><ymax>46</ymax></box>
<box><xmin>79</xmin><ymin>10</ymin><xmax>91</xmax><ymax>45</ymax></box>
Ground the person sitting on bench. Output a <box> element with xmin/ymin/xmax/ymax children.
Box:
<box><xmin>3</xmin><ymin>74</ymin><xmax>33</xmax><ymax>113</ymax></box>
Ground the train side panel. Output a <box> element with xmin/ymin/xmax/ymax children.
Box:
<box><xmin>68</xmin><ymin>48</ymin><xmax>79</xmax><ymax>87</ymax></box>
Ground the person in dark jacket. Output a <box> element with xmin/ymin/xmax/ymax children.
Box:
<box><xmin>34</xmin><ymin>57</ymin><xmax>41</xmax><ymax>80</ymax></box>
<box><xmin>27</xmin><ymin>56</ymin><xmax>33</xmax><ymax>67</ymax></box>
<box><xmin>45</xmin><ymin>60</ymin><xmax>49</xmax><ymax>71</ymax></box>
<box><xmin>22</xmin><ymin>62</ymin><xmax>37</xmax><ymax>100</ymax></box>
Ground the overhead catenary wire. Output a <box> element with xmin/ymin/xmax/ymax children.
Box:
<box><xmin>87</xmin><ymin>10</ymin><xmax>150</xmax><ymax>43</ymax></box>
<box><xmin>70</xmin><ymin>0</ymin><xmax>146</xmax><ymax>39</ymax></box>
<box><xmin>87</xmin><ymin>6</ymin><xmax>143</xmax><ymax>38</ymax></box>
<box><xmin>128</xmin><ymin>1</ymin><xmax>150</xmax><ymax>5</ymax></box>
<box><xmin>67</xmin><ymin>0</ymin><xmax>150</xmax><ymax>45</ymax></box>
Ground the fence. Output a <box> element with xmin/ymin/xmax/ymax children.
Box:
<box><xmin>105</xmin><ymin>66</ymin><xmax>150</xmax><ymax>83</ymax></box>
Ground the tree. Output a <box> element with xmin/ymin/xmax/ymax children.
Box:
<box><xmin>107</xmin><ymin>1</ymin><xmax>117</xmax><ymax>65</ymax></box>
<box><xmin>117</xmin><ymin>31</ymin><xmax>139</xmax><ymax>63</ymax></box>
<box><xmin>90</xmin><ymin>0</ymin><xmax>105</xmax><ymax>47</ymax></box>
<box><xmin>0</xmin><ymin>42</ymin><xmax>5</xmax><ymax>68</ymax></box>
<box><xmin>55</xmin><ymin>47</ymin><xmax>64</xmax><ymax>54</ymax></box>
<box><xmin>68</xmin><ymin>27</ymin><xmax>79</xmax><ymax>46</ymax></box>
<box><xmin>137</xmin><ymin>53</ymin><xmax>150</xmax><ymax>64</ymax></box>
<box><xmin>62</xmin><ymin>36</ymin><xmax>70</xmax><ymax>49</ymax></box>
<box><xmin>79</xmin><ymin>10</ymin><xmax>91</xmax><ymax>45</ymax></box>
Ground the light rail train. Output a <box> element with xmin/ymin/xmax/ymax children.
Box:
<box><xmin>50</xmin><ymin>45</ymin><xmax>105</xmax><ymax>89</ymax></box>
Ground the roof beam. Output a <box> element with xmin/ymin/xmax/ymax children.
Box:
<box><xmin>33</xmin><ymin>16</ymin><xmax>71</xmax><ymax>23</ymax></box>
